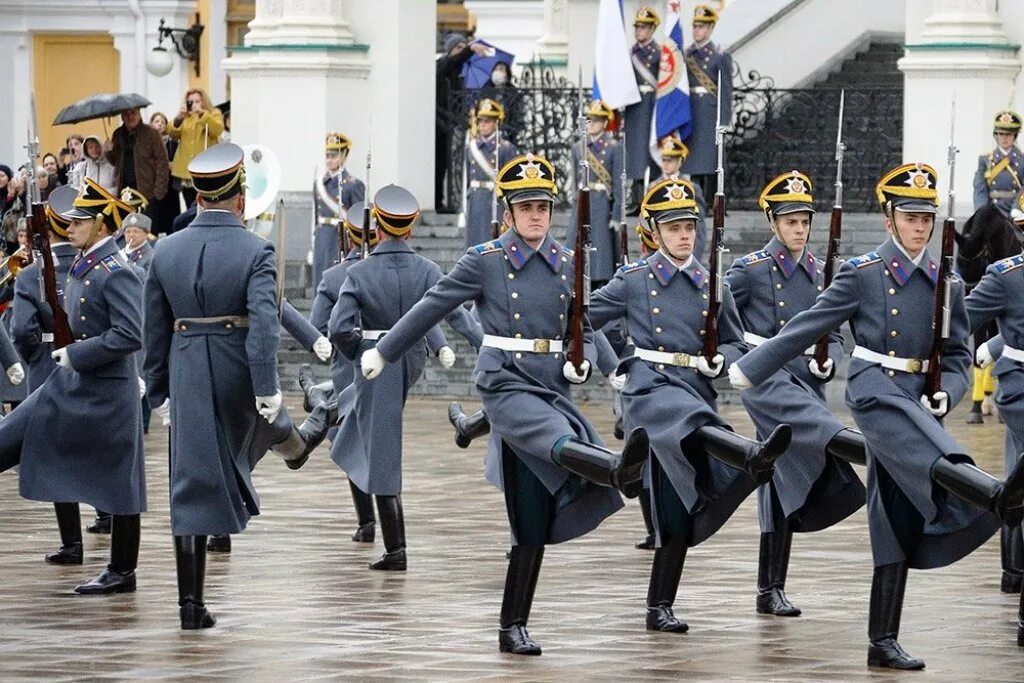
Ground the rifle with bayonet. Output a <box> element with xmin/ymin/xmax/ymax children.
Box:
<box><xmin>362</xmin><ymin>148</ymin><xmax>372</xmax><ymax>258</ymax></box>
<box><xmin>567</xmin><ymin>75</ymin><xmax>591</xmax><ymax>374</ymax></box>
<box><xmin>491</xmin><ymin>120</ymin><xmax>502</xmax><ymax>240</ymax></box>
<box><xmin>924</xmin><ymin>98</ymin><xmax>958</xmax><ymax>406</ymax></box>
<box><xmin>812</xmin><ymin>90</ymin><xmax>845</xmax><ymax>366</ymax></box>
<box><xmin>618</xmin><ymin>109</ymin><xmax>629</xmax><ymax>265</ymax></box>
<box><xmin>701</xmin><ymin>73</ymin><xmax>728</xmax><ymax>362</ymax></box>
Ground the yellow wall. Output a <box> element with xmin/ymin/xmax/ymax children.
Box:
<box><xmin>189</xmin><ymin>0</ymin><xmax>211</xmax><ymax>96</ymax></box>
<box><xmin>33</xmin><ymin>34</ymin><xmax>120</xmax><ymax>159</ymax></box>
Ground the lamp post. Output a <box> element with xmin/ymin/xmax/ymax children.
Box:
<box><xmin>145</xmin><ymin>13</ymin><xmax>205</xmax><ymax>78</ymax></box>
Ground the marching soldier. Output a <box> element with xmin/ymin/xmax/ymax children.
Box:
<box><xmin>360</xmin><ymin>153</ymin><xmax>650</xmax><ymax>655</ymax></box>
<box><xmin>724</xmin><ymin>171</ymin><xmax>866</xmax><ymax>617</ymax></box>
<box><xmin>328</xmin><ymin>185</ymin><xmax>481</xmax><ymax>571</ymax></box>
<box><xmin>729</xmin><ymin>162</ymin><xmax>1024</xmax><ymax>669</ymax></box>
<box><xmin>568</xmin><ymin>100</ymin><xmax>623</xmax><ymax>287</ymax></box>
<box><xmin>313</xmin><ymin>132</ymin><xmax>366</xmax><ymax>287</ymax></box>
<box><xmin>588</xmin><ymin>177</ymin><xmax>791</xmax><ymax>634</ymax></box>
<box><xmin>462</xmin><ymin>98</ymin><xmax>517</xmax><ymax>249</ymax></box>
<box><xmin>973</xmin><ymin>110</ymin><xmax>1024</xmax><ymax>216</ymax></box>
<box><xmin>681</xmin><ymin>4</ymin><xmax>733</xmax><ymax>208</ymax></box>
<box><xmin>651</xmin><ymin>135</ymin><xmax>708</xmax><ymax>259</ymax></box>
<box><xmin>144</xmin><ymin>143</ymin><xmax>328</xmax><ymax>629</ymax></box>
<box><xmin>0</xmin><ymin>178</ymin><xmax>145</xmax><ymax>596</ymax></box>
<box><xmin>623</xmin><ymin>6</ymin><xmax>660</xmax><ymax>213</ymax></box>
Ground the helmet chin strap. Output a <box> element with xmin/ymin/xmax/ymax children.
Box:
<box><xmin>652</xmin><ymin>219</ymin><xmax>691</xmax><ymax>263</ymax></box>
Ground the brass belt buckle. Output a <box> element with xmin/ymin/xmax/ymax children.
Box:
<box><xmin>533</xmin><ymin>339</ymin><xmax>550</xmax><ymax>353</ymax></box>
<box><xmin>906</xmin><ymin>358</ymin><xmax>923</xmax><ymax>373</ymax></box>
<box><xmin>672</xmin><ymin>352</ymin><xmax>690</xmax><ymax>367</ymax></box>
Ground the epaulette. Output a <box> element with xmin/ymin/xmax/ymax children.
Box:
<box><xmin>741</xmin><ymin>250</ymin><xmax>771</xmax><ymax>266</ymax></box>
<box><xmin>474</xmin><ymin>240</ymin><xmax>502</xmax><ymax>255</ymax></box>
<box><xmin>849</xmin><ymin>251</ymin><xmax>881</xmax><ymax>269</ymax></box>
<box><xmin>994</xmin><ymin>254</ymin><xmax>1024</xmax><ymax>274</ymax></box>
<box><xmin>618</xmin><ymin>258</ymin><xmax>647</xmax><ymax>274</ymax></box>
<box><xmin>99</xmin><ymin>255</ymin><xmax>123</xmax><ymax>273</ymax></box>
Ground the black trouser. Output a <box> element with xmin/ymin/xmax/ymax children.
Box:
<box><xmin>502</xmin><ymin>445</ymin><xmax>554</xmax><ymax>546</ymax></box>
<box><xmin>652</xmin><ymin>458</ymin><xmax>693</xmax><ymax>542</ymax></box>
<box><xmin>876</xmin><ymin>460</ymin><xmax>925</xmax><ymax>557</ymax></box>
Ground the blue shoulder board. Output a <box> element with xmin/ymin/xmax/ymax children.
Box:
<box><xmin>474</xmin><ymin>240</ymin><xmax>501</xmax><ymax>255</ymax></box>
<box><xmin>741</xmin><ymin>250</ymin><xmax>771</xmax><ymax>266</ymax></box>
<box><xmin>618</xmin><ymin>258</ymin><xmax>647</xmax><ymax>274</ymax></box>
<box><xmin>100</xmin><ymin>255</ymin><xmax>123</xmax><ymax>272</ymax></box>
<box><xmin>849</xmin><ymin>251</ymin><xmax>881</xmax><ymax>269</ymax></box>
<box><xmin>994</xmin><ymin>254</ymin><xmax>1024</xmax><ymax>274</ymax></box>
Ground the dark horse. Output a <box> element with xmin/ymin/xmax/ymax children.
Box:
<box><xmin>955</xmin><ymin>202</ymin><xmax>1024</xmax><ymax>594</ymax></box>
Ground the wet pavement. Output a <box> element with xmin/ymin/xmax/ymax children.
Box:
<box><xmin>1</xmin><ymin>395</ymin><xmax>1022</xmax><ymax>681</ymax></box>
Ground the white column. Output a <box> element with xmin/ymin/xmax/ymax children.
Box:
<box><xmin>207</xmin><ymin>0</ymin><xmax>228</xmax><ymax>104</ymax></box>
<box><xmin>245</xmin><ymin>0</ymin><xmax>356</xmax><ymax>46</ymax></box>
<box><xmin>536</xmin><ymin>0</ymin><xmax>570</xmax><ymax>66</ymax></box>
<box><xmin>900</xmin><ymin>0</ymin><xmax>1021</xmax><ymax>217</ymax></box>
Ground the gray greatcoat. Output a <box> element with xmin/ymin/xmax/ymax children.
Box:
<box><xmin>623</xmin><ymin>39</ymin><xmax>659</xmax><ymax>179</ymax></box>
<box><xmin>144</xmin><ymin>209</ymin><xmax>285</xmax><ymax>536</ymax></box>
<box><xmin>738</xmin><ymin>237</ymin><xmax>999</xmax><ymax>569</ymax></box>
<box><xmin>127</xmin><ymin>240</ymin><xmax>154</xmax><ymax>270</ymax></box>
<box><xmin>726</xmin><ymin>237</ymin><xmax>865</xmax><ymax>533</ymax></box>
<box><xmin>0</xmin><ymin>238</ymin><xmax>145</xmax><ymax>514</ymax></box>
<box><xmin>972</xmin><ymin>147</ymin><xmax>1024</xmax><ymax>215</ymax></box>
<box><xmin>374</xmin><ymin>228</ymin><xmax>623</xmax><ymax>545</ymax></box>
<box><xmin>680</xmin><ymin>41</ymin><xmax>732</xmax><ymax>177</ymax></box>
<box><xmin>311</xmin><ymin>249</ymin><xmax>361</xmax><ymax>396</ymax></box>
<box><xmin>313</xmin><ymin>168</ymin><xmax>366</xmax><ymax>287</ymax></box>
<box><xmin>464</xmin><ymin>134</ymin><xmax>517</xmax><ymax>249</ymax></box>
<box><xmin>568</xmin><ymin>132</ymin><xmax>624</xmax><ymax>284</ymax></box>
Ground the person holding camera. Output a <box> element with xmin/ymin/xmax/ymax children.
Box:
<box><xmin>166</xmin><ymin>89</ymin><xmax>225</xmax><ymax>207</ymax></box>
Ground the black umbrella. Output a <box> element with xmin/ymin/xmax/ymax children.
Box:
<box><xmin>52</xmin><ymin>92</ymin><xmax>152</xmax><ymax>125</ymax></box>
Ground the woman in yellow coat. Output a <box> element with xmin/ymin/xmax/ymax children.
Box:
<box><xmin>166</xmin><ymin>88</ymin><xmax>225</xmax><ymax>206</ymax></box>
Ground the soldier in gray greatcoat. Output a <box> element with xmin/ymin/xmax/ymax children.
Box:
<box><xmin>589</xmin><ymin>177</ymin><xmax>791</xmax><ymax>635</ymax></box>
<box><xmin>0</xmin><ymin>178</ymin><xmax>145</xmax><ymax>597</ymax></box>
<box><xmin>972</xmin><ymin>110</ymin><xmax>1024</xmax><ymax>216</ymax></box>
<box><xmin>730</xmin><ymin>162</ymin><xmax>1024</xmax><ymax>670</ymax></box>
<box><xmin>650</xmin><ymin>135</ymin><xmax>708</xmax><ymax>260</ymax></box>
<box><xmin>623</xmin><ymin>6</ymin><xmax>660</xmax><ymax>212</ymax></box>
<box><xmin>329</xmin><ymin>184</ymin><xmax>482</xmax><ymax>571</ymax></box>
<box><xmin>313</xmin><ymin>131</ymin><xmax>366</xmax><ymax>287</ymax></box>
<box><xmin>725</xmin><ymin>170</ymin><xmax>866</xmax><ymax>618</ymax></box>
<box><xmin>123</xmin><ymin>212</ymin><xmax>154</xmax><ymax>270</ymax></box>
<box><xmin>568</xmin><ymin>100</ymin><xmax>624</xmax><ymax>286</ymax></box>
<box><xmin>462</xmin><ymin>98</ymin><xmax>517</xmax><ymax>249</ymax></box>
<box><xmin>680</xmin><ymin>4</ymin><xmax>733</xmax><ymax>208</ymax></box>
<box><xmin>360</xmin><ymin>153</ymin><xmax>650</xmax><ymax>656</ymax></box>
<box><xmin>144</xmin><ymin>143</ymin><xmax>329</xmax><ymax>630</ymax></box>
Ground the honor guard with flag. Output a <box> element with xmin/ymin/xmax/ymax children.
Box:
<box><xmin>623</xmin><ymin>6</ymin><xmax>661</xmax><ymax>211</ymax></box>
<box><xmin>328</xmin><ymin>185</ymin><xmax>481</xmax><ymax>571</ymax></box>
<box><xmin>729</xmin><ymin>161</ymin><xmax>1024</xmax><ymax>669</ymax></box>
<box><xmin>313</xmin><ymin>132</ymin><xmax>366</xmax><ymax>286</ymax></box>
<box><xmin>568</xmin><ymin>100</ymin><xmax>624</xmax><ymax>286</ymax></box>
<box><xmin>0</xmin><ymin>178</ymin><xmax>146</xmax><ymax>596</ymax></box>
<box><xmin>359</xmin><ymin>153</ymin><xmax>650</xmax><ymax>655</ymax></box>
<box><xmin>725</xmin><ymin>170</ymin><xmax>866</xmax><ymax>618</ymax></box>
<box><xmin>681</xmin><ymin>4</ymin><xmax>732</xmax><ymax>207</ymax></box>
<box><xmin>462</xmin><ymin>98</ymin><xmax>517</xmax><ymax>248</ymax></box>
<box><xmin>144</xmin><ymin>143</ymin><xmax>331</xmax><ymax>630</ymax></box>
<box><xmin>973</xmin><ymin>110</ymin><xmax>1024</xmax><ymax>216</ymax></box>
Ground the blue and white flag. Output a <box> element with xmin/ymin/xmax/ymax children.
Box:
<box><xmin>649</xmin><ymin>1</ymin><xmax>692</xmax><ymax>162</ymax></box>
<box><xmin>593</xmin><ymin>0</ymin><xmax>641</xmax><ymax>109</ymax></box>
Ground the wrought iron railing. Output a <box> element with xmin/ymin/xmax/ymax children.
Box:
<box><xmin>442</xmin><ymin>60</ymin><xmax>902</xmax><ymax>213</ymax></box>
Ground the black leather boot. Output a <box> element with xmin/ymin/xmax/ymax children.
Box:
<box><xmin>756</xmin><ymin>528</ymin><xmax>801</xmax><ymax>616</ymax></box>
<box><xmin>694</xmin><ymin>424</ymin><xmax>792</xmax><ymax>485</ymax></box>
<box><xmin>636</xmin><ymin>488</ymin><xmax>655</xmax><ymax>550</ymax></box>
<box><xmin>646</xmin><ymin>539</ymin><xmax>688</xmax><ymax>632</ymax></box>
<box><xmin>826</xmin><ymin>428</ymin><xmax>867</xmax><ymax>467</ymax></box>
<box><xmin>499</xmin><ymin>545</ymin><xmax>544</xmax><ymax>655</ymax></box>
<box><xmin>350</xmin><ymin>480</ymin><xmax>376</xmax><ymax>542</ymax></box>
<box><xmin>448</xmin><ymin>402</ymin><xmax>490</xmax><ymax>449</ymax></box>
<box><xmin>866</xmin><ymin>562</ymin><xmax>924</xmax><ymax>670</ymax></box>
<box><xmin>46</xmin><ymin>502</ymin><xmax>83</xmax><ymax>565</ymax></box>
<box><xmin>87</xmin><ymin>510</ymin><xmax>112</xmax><ymax>534</ymax></box>
<box><xmin>932</xmin><ymin>455</ymin><xmax>1024</xmax><ymax>525</ymax></box>
<box><xmin>271</xmin><ymin>401</ymin><xmax>336</xmax><ymax>471</ymax></box>
<box><xmin>551</xmin><ymin>428</ymin><xmax>649</xmax><ymax>497</ymax></box>
<box><xmin>298</xmin><ymin>363</ymin><xmax>316</xmax><ymax>413</ymax></box>
<box><xmin>1002</xmin><ymin>524</ymin><xmax>1023</xmax><ymax>594</ymax></box>
<box><xmin>614</xmin><ymin>414</ymin><xmax>625</xmax><ymax>441</ymax></box>
<box><xmin>75</xmin><ymin>514</ymin><xmax>139</xmax><ymax>595</ymax></box>
<box><xmin>1018</xmin><ymin>584</ymin><xmax>1023</xmax><ymax>646</ymax></box>
<box><xmin>175</xmin><ymin>535</ymin><xmax>216</xmax><ymax>629</ymax></box>
<box><xmin>369</xmin><ymin>495</ymin><xmax>406</xmax><ymax>570</ymax></box>
<box><xmin>207</xmin><ymin>534</ymin><xmax>232</xmax><ymax>553</ymax></box>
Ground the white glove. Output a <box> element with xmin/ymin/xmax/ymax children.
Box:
<box><xmin>697</xmin><ymin>353</ymin><xmax>725</xmax><ymax>378</ymax></box>
<box><xmin>255</xmin><ymin>392</ymin><xmax>283</xmax><ymax>423</ymax></box>
<box><xmin>562</xmin><ymin>359</ymin><xmax>591</xmax><ymax>384</ymax></box>
<box><xmin>361</xmin><ymin>348</ymin><xmax>385</xmax><ymax>379</ymax></box>
<box><xmin>137</xmin><ymin>376</ymin><xmax>146</xmax><ymax>399</ymax></box>
<box><xmin>808</xmin><ymin>357</ymin><xmax>835</xmax><ymax>381</ymax></box>
<box><xmin>728</xmin><ymin>363</ymin><xmax>753</xmax><ymax>390</ymax></box>
<box><xmin>921</xmin><ymin>391</ymin><xmax>949</xmax><ymax>417</ymax></box>
<box><xmin>313</xmin><ymin>336</ymin><xmax>332</xmax><ymax>362</ymax></box>
<box><xmin>438</xmin><ymin>346</ymin><xmax>456</xmax><ymax>368</ymax></box>
<box><xmin>6</xmin><ymin>362</ymin><xmax>24</xmax><ymax>386</ymax></box>
<box><xmin>51</xmin><ymin>348</ymin><xmax>72</xmax><ymax>369</ymax></box>
<box><xmin>607</xmin><ymin>371</ymin><xmax>626</xmax><ymax>391</ymax></box>
<box><xmin>976</xmin><ymin>342</ymin><xmax>994</xmax><ymax>369</ymax></box>
<box><xmin>154</xmin><ymin>399</ymin><xmax>171</xmax><ymax>427</ymax></box>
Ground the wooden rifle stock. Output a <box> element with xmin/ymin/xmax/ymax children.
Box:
<box><xmin>491</xmin><ymin>217</ymin><xmax>501</xmax><ymax>240</ymax></box>
<box><xmin>26</xmin><ymin>203</ymin><xmax>73</xmax><ymax>349</ymax></box>
<box><xmin>702</xmin><ymin>193</ymin><xmax>724</xmax><ymax>360</ymax></box>
<box><xmin>361</xmin><ymin>204</ymin><xmax>372</xmax><ymax>258</ymax></box>
<box><xmin>924</xmin><ymin>217</ymin><xmax>956</xmax><ymax>399</ymax></box>
<box><xmin>567</xmin><ymin>187</ymin><xmax>590</xmax><ymax>372</ymax></box>
<box><xmin>812</xmin><ymin>206</ymin><xmax>843</xmax><ymax>365</ymax></box>
<box><xmin>619</xmin><ymin>218</ymin><xmax>629</xmax><ymax>265</ymax></box>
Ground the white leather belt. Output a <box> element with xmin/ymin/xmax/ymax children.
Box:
<box><xmin>1003</xmin><ymin>345</ymin><xmax>1024</xmax><ymax>362</ymax></box>
<box><xmin>638</xmin><ymin>84</ymin><xmax>655</xmax><ymax>94</ymax></box>
<box><xmin>482</xmin><ymin>334</ymin><xmax>563</xmax><ymax>354</ymax></box>
<box><xmin>634</xmin><ymin>347</ymin><xmax>700</xmax><ymax>368</ymax></box>
<box><xmin>743</xmin><ymin>331</ymin><xmax>815</xmax><ymax>356</ymax></box>
<box><xmin>317</xmin><ymin>219</ymin><xmax>338</xmax><ymax>226</ymax></box>
<box><xmin>852</xmin><ymin>345</ymin><xmax>929</xmax><ymax>374</ymax></box>
<box><xmin>589</xmin><ymin>183</ymin><xmax>609</xmax><ymax>192</ymax></box>
<box><xmin>469</xmin><ymin>180</ymin><xmax>495</xmax><ymax>190</ymax></box>
<box><xmin>692</xmin><ymin>86</ymin><xmax>710</xmax><ymax>96</ymax></box>
<box><xmin>362</xmin><ymin>329</ymin><xmax>388</xmax><ymax>340</ymax></box>
<box><xmin>41</xmin><ymin>333</ymin><xmax>54</xmax><ymax>343</ymax></box>
<box><xmin>990</xmin><ymin>190</ymin><xmax>1017</xmax><ymax>199</ymax></box>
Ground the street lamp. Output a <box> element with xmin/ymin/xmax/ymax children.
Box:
<box><xmin>145</xmin><ymin>13</ymin><xmax>204</xmax><ymax>78</ymax></box>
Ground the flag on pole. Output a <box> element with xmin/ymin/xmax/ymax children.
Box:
<box><xmin>593</xmin><ymin>0</ymin><xmax>641</xmax><ymax>109</ymax></box>
<box><xmin>649</xmin><ymin>1</ymin><xmax>692</xmax><ymax>162</ymax></box>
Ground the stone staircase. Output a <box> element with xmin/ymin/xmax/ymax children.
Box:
<box><xmin>816</xmin><ymin>42</ymin><xmax>903</xmax><ymax>90</ymax></box>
